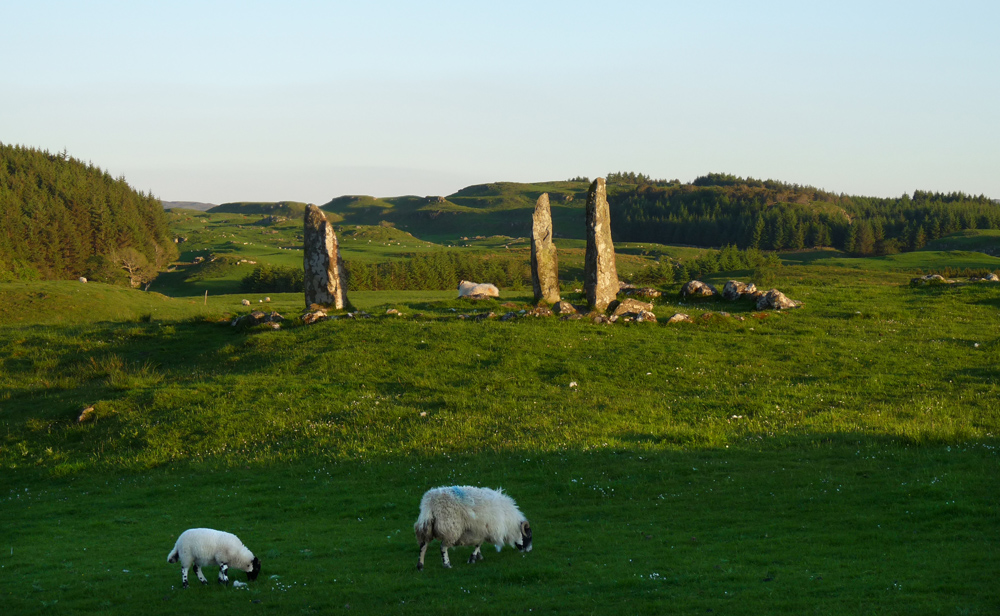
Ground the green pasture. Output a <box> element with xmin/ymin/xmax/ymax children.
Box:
<box><xmin>1</xmin><ymin>228</ymin><xmax>999</xmax><ymax>614</ymax></box>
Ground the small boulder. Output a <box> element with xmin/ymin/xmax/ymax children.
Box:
<box><xmin>554</xmin><ymin>301</ymin><xmax>578</xmax><ymax>315</ymax></box>
<box><xmin>78</xmin><ymin>277</ymin><xmax>87</xmax><ymax>284</ymax></box>
<box><xmin>528</xmin><ymin>306</ymin><xmax>554</xmax><ymax>317</ymax></box>
<box><xmin>611</xmin><ymin>298</ymin><xmax>655</xmax><ymax>321</ymax></box>
<box><xmin>302</xmin><ymin>310</ymin><xmax>328</xmax><ymax>325</ymax></box>
<box><xmin>756</xmin><ymin>289</ymin><xmax>801</xmax><ymax>310</ymax></box>
<box><xmin>910</xmin><ymin>274</ymin><xmax>955</xmax><ymax>286</ymax></box>
<box><xmin>666</xmin><ymin>313</ymin><xmax>693</xmax><ymax>324</ymax></box>
<box><xmin>232</xmin><ymin>311</ymin><xmax>285</xmax><ymax>328</ymax></box>
<box><xmin>681</xmin><ymin>280</ymin><xmax>718</xmax><ymax>298</ymax></box>
<box><xmin>722</xmin><ymin>280</ymin><xmax>758</xmax><ymax>301</ymax></box>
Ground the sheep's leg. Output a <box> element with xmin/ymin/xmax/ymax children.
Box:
<box><xmin>441</xmin><ymin>545</ymin><xmax>452</xmax><ymax>568</ymax></box>
<box><xmin>218</xmin><ymin>563</ymin><xmax>229</xmax><ymax>585</ymax></box>
<box><xmin>417</xmin><ymin>542</ymin><xmax>428</xmax><ymax>571</ymax></box>
<box><xmin>181</xmin><ymin>565</ymin><xmax>190</xmax><ymax>588</ymax></box>
<box><xmin>467</xmin><ymin>545</ymin><xmax>483</xmax><ymax>564</ymax></box>
<box><xmin>194</xmin><ymin>565</ymin><xmax>208</xmax><ymax>585</ymax></box>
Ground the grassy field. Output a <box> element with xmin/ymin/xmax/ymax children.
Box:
<box><xmin>1</xmin><ymin>223</ymin><xmax>999</xmax><ymax>614</ymax></box>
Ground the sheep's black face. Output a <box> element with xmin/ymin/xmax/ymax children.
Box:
<box><xmin>515</xmin><ymin>521</ymin><xmax>533</xmax><ymax>553</ymax></box>
<box><xmin>247</xmin><ymin>557</ymin><xmax>261</xmax><ymax>581</ymax></box>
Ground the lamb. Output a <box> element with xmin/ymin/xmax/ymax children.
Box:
<box><xmin>414</xmin><ymin>486</ymin><xmax>532</xmax><ymax>570</ymax></box>
<box><xmin>457</xmin><ymin>280</ymin><xmax>500</xmax><ymax>299</ymax></box>
<box><xmin>166</xmin><ymin>528</ymin><xmax>261</xmax><ymax>588</ymax></box>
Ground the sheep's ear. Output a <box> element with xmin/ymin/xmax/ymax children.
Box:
<box><xmin>521</xmin><ymin>521</ymin><xmax>531</xmax><ymax>537</ymax></box>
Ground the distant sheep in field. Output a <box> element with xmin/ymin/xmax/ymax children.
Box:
<box><xmin>166</xmin><ymin>528</ymin><xmax>261</xmax><ymax>588</ymax></box>
<box><xmin>457</xmin><ymin>280</ymin><xmax>499</xmax><ymax>299</ymax></box>
<box><xmin>414</xmin><ymin>486</ymin><xmax>532</xmax><ymax>570</ymax></box>
<box><xmin>241</xmin><ymin>299</ymin><xmax>251</xmax><ymax>306</ymax></box>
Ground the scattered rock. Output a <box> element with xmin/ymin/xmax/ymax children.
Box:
<box><xmin>386</xmin><ymin>308</ymin><xmax>401</xmax><ymax>316</ymax></box>
<box><xmin>302</xmin><ymin>310</ymin><xmax>328</xmax><ymax>324</ymax></box>
<box><xmin>910</xmin><ymin>273</ymin><xmax>955</xmax><ymax>286</ymax></box>
<box><xmin>591</xmin><ymin>314</ymin><xmax>612</xmax><ymax>324</ymax></box>
<box><xmin>619</xmin><ymin>282</ymin><xmax>662</xmax><ymax>298</ymax></box>
<box><xmin>531</xmin><ymin>193</ymin><xmax>561</xmax><ymax>305</ymax></box>
<box><xmin>473</xmin><ymin>312</ymin><xmax>496</xmax><ymax>321</ymax></box>
<box><xmin>985</xmin><ymin>273</ymin><xmax>1000</xmax><ymax>282</ymax></box>
<box><xmin>241</xmin><ymin>299</ymin><xmax>251</xmax><ymax>306</ymax></box>
<box><xmin>681</xmin><ymin>280</ymin><xmax>718</xmax><ymax>298</ymax></box>
<box><xmin>584</xmin><ymin>178</ymin><xmax>619</xmax><ymax>312</ymax></box>
<box><xmin>610</xmin><ymin>298</ymin><xmax>655</xmax><ymax>324</ymax></box>
<box><xmin>560</xmin><ymin>314</ymin><xmax>584</xmax><ymax>321</ymax></box>
<box><xmin>756</xmin><ymin>289</ymin><xmax>801</xmax><ymax>310</ymax></box>
<box><xmin>304</xmin><ymin>204</ymin><xmax>349</xmax><ymax>310</ymax></box>
<box><xmin>527</xmin><ymin>306</ymin><xmax>554</xmax><ymax>317</ymax></box>
<box><xmin>666</xmin><ymin>313</ymin><xmax>694</xmax><ymax>324</ymax></box>
<box><xmin>722</xmin><ymin>280</ymin><xmax>758</xmax><ymax>301</ymax></box>
<box><xmin>500</xmin><ymin>311</ymin><xmax>517</xmax><ymax>322</ymax></box>
<box><xmin>553</xmin><ymin>301</ymin><xmax>578</xmax><ymax>315</ymax></box>
<box><xmin>232</xmin><ymin>311</ymin><xmax>285</xmax><ymax>328</ymax></box>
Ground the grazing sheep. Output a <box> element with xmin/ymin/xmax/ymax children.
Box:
<box><xmin>414</xmin><ymin>486</ymin><xmax>532</xmax><ymax>570</ymax></box>
<box><xmin>166</xmin><ymin>528</ymin><xmax>261</xmax><ymax>588</ymax></box>
<box><xmin>457</xmin><ymin>280</ymin><xmax>500</xmax><ymax>299</ymax></box>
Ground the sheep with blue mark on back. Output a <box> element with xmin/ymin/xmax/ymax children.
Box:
<box><xmin>414</xmin><ymin>486</ymin><xmax>532</xmax><ymax>570</ymax></box>
<box><xmin>166</xmin><ymin>528</ymin><xmax>260</xmax><ymax>588</ymax></box>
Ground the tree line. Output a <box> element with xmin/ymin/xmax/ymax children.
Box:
<box><xmin>608</xmin><ymin>173</ymin><xmax>1000</xmax><ymax>256</ymax></box>
<box><xmin>0</xmin><ymin>143</ymin><xmax>176</xmax><ymax>283</ymax></box>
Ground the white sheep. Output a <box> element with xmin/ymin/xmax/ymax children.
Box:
<box><xmin>166</xmin><ymin>528</ymin><xmax>261</xmax><ymax>588</ymax></box>
<box><xmin>457</xmin><ymin>280</ymin><xmax>500</xmax><ymax>298</ymax></box>
<box><xmin>414</xmin><ymin>486</ymin><xmax>532</xmax><ymax>570</ymax></box>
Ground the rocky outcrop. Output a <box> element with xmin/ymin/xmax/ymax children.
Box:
<box><xmin>722</xmin><ymin>280</ymin><xmax>758</xmax><ymax>301</ymax></box>
<box><xmin>680</xmin><ymin>280</ymin><xmax>718</xmax><ymax>298</ymax></box>
<box><xmin>531</xmin><ymin>193</ymin><xmax>560</xmax><ymax>305</ymax></box>
<box><xmin>584</xmin><ymin>178</ymin><xmax>619</xmax><ymax>312</ymax></box>
<box><xmin>304</xmin><ymin>204</ymin><xmax>349</xmax><ymax>310</ymax></box>
<box><xmin>756</xmin><ymin>289</ymin><xmax>801</xmax><ymax>310</ymax></box>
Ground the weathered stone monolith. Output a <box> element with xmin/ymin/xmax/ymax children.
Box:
<box><xmin>304</xmin><ymin>204</ymin><xmax>349</xmax><ymax>310</ymax></box>
<box><xmin>531</xmin><ymin>193</ymin><xmax>560</xmax><ymax>305</ymax></box>
<box><xmin>584</xmin><ymin>178</ymin><xmax>618</xmax><ymax>312</ymax></box>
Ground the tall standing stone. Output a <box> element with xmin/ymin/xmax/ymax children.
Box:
<box><xmin>584</xmin><ymin>178</ymin><xmax>618</xmax><ymax>312</ymax></box>
<box><xmin>531</xmin><ymin>193</ymin><xmax>560</xmax><ymax>305</ymax></box>
<box><xmin>303</xmin><ymin>204</ymin><xmax>349</xmax><ymax>310</ymax></box>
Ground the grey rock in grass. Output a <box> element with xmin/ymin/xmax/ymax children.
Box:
<box><xmin>756</xmin><ymin>289</ymin><xmax>801</xmax><ymax>310</ymax></box>
<box><xmin>619</xmin><ymin>282</ymin><xmax>662</xmax><ymax>298</ymax></box>
<box><xmin>611</xmin><ymin>298</ymin><xmax>654</xmax><ymax>318</ymax></box>
<box><xmin>984</xmin><ymin>272</ymin><xmax>1000</xmax><ymax>281</ymax></box>
<box><xmin>910</xmin><ymin>274</ymin><xmax>955</xmax><ymax>286</ymax></box>
<box><xmin>666</xmin><ymin>313</ymin><xmax>694</xmax><ymax>324</ymax></box>
<box><xmin>232</xmin><ymin>311</ymin><xmax>285</xmax><ymax>328</ymax></box>
<box><xmin>680</xmin><ymin>280</ymin><xmax>718</xmax><ymax>298</ymax></box>
<box><xmin>531</xmin><ymin>193</ymin><xmax>561</xmax><ymax>305</ymax></box>
<box><xmin>554</xmin><ymin>301</ymin><xmax>578</xmax><ymax>315</ymax></box>
<box><xmin>584</xmin><ymin>178</ymin><xmax>619</xmax><ymax>312</ymax></box>
<box><xmin>304</xmin><ymin>204</ymin><xmax>349</xmax><ymax>310</ymax></box>
<box><xmin>722</xmin><ymin>280</ymin><xmax>758</xmax><ymax>301</ymax></box>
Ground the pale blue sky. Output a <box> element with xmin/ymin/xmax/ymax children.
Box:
<box><xmin>2</xmin><ymin>1</ymin><xmax>997</xmax><ymax>203</ymax></box>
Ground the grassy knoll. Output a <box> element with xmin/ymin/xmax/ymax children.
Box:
<box><xmin>2</xmin><ymin>253</ymin><xmax>999</xmax><ymax>613</ymax></box>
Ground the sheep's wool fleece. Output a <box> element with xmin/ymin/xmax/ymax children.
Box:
<box><xmin>168</xmin><ymin>528</ymin><xmax>256</xmax><ymax>572</ymax></box>
<box><xmin>415</xmin><ymin>486</ymin><xmax>526</xmax><ymax>548</ymax></box>
<box><xmin>457</xmin><ymin>281</ymin><xmax>500</xmax><ymax>298</ymax></box>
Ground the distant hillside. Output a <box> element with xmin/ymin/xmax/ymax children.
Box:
<box><xmin>321</xmin><ymin>181</ymin><xmax>595</xmax><ymax>240</ymax></box>
<box><xmin>161</xmin><ymin>200</ymin><xmax>217</xmax><ymax>211</ymax></box>
<box><xmin>0</xmin><ymin>143</ymin><xmax>176</xmax><ymax>281</ymax></box>
<box><xmin>209</xmin><ymin>201</ymin><xmax>310</xmax><ymax>217</ymax></box>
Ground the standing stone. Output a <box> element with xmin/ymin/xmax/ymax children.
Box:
<box><xmin>304</xmin><ymin>204</ymin><xmax>349</xmax><ymax>310</ymax></box>
<box><xmin>531</xmin><ymin>193</ymin><xmax>560</xmax><ymax>304</ymax></box>
<box><xmin>584</xmin><ymin>178</ymin><xmax>618</xmax><ymax>312</ymax></box>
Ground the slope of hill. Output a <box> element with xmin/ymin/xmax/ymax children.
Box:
<box><xmin>208</xmin><ymin>201</ymin><xmax>310</xmax><ymax>218</ymax></box>
<box><xmin>161</xmin><ymin>200</ymin><xmax>217</xmax><ymax>211</ymax></box>
<box><xmin>0</xmin><ymin>143</ymin><xmax>176</xmax><ymax>281</ymax></box>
